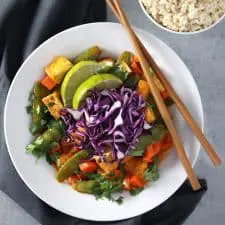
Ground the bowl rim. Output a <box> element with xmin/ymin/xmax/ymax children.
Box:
<box><xmin>138</xmin><ymin>0</ymin><xmax>225</xmax><ymax>35</ymax></box>
<box><xmin>3</xmin><ymin>22</ymin><xmax>204</xmax><ymax>221</ymax></box>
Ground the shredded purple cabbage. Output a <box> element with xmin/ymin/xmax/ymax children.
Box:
<box><xmin>60</xmin><ymin>87</ymin><xmax>145</xmax><ymax>161</ymax></box>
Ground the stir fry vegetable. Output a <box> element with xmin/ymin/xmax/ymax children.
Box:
<box><xmin>26</xmin><ymin>46</ymin><xmax>174</xmax><ymax>204</ymax></box>
<box><xmin>26</xmin><ymin>120</ymin><xmax>65</xmax><ymax>158</ymax></box>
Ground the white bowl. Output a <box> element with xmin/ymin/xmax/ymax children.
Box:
<box><xmin>138</xmin><ymin>0</ymin><xmax>225</xmax><ymax>35</ymax></box>
<box><xmin>4</xmin><ymin>22</ymin><xmax>203</xmax><ymax>221</ymax></box>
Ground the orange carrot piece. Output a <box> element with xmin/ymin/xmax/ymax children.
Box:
<box><xmin>123</xmin><ymin>175</ymin><xmax>132</xmax><ymax>190</ymax></box>
<box><xmin>130</xmin><ymin>175</ymin><xmax>145</xmax><ymax>188</ymax></box>
<box><xmin>131</xmin><ymin>55</ymin><xmax>143</xmax><ymax>75</ymax></box>
<box><xmin>41</xmin><ymin>75</ymin><xmax>57</xmax><ymax>90</ymax></box>
<box><xmin>79</xmin><ymin>161</ymin><xmax>98</xmax><ymax>173</ymax></box>
<box><xmin>143</xmin><ymin>142</ymin><xmax>162</xmax><ymax>163</ymax></box>
<box><xmin>161</xmin><ymin>90</ymin><xmax>169</xmax><ymax>100</ymax></box>
<box><xmin>161</xmin><ymin>134</ymin><xmax>173</xmax><ymax>151</ymax></box>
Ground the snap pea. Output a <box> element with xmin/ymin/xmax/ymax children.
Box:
<box><xmin>74</xmin><ymin>46</ymin><xmax>101</xmax><ymax>64</ymax></box>
<box><xmin>33</xmin><ymin>82</ymin><xmax>50</xmax><ymax>98</ymax></box>
<box><xmin>30</xmin><ymin>82</ymin><xmax>50</xmax><ymax>135</ymax></box>
<box><xmin>30</xmin><ymin>97</ymin><xmax>47</xmax><ymax>134</ymax></box>
<box><xmin>73</xmin><ymin>180</ymin><xmax>99</xmax><ymax>194</ymax></box>
<box><xmin>26</xmin><ymin>120</ymin><xmax>65</xmax><ymax>158</ymax></box>
<box><xmin>56</xmin><ymin>150</ymin><xmax>89</xmax><ymax>182</ymax></box>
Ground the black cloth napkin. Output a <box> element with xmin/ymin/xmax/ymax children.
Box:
<box><xmin>0</xmin><ymin>0</ymin><xmax>207</xmax><ymax>224</ymax></box>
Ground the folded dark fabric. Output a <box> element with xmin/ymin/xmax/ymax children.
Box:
<box><xmin>0</xmin><ymin>0</ymin><xmax>207</xmax><ymax>225</ymax></box>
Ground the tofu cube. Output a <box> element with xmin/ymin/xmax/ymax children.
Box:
<box><xmin>45</xmin><ymin>56</ymin><xmax>73</xmax><ymax>84</ymax></box>
<box><xmin>42</xmin><ymin>91</ymin><xmax>63</xmax><ymax>120</ymax></box>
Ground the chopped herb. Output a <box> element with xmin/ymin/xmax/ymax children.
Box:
<box><xmin>144</xmin><ymin>158</ymin><xmax>160</xmax><ymax>181</ymax></box>
<box><xmin>46</xmin><ymin>152</ymin><xmax>61</xmax><ymax>164</ymax></box>
<box><xmin>124</xmin><ymin>74</ymin><xmax>140</xmax><ymax>90</ymax></box>
<box><xmin>107</xmin><ymin>171</ymin><xmax>115</xmax><ymax>177</ymax></box>
<box><xmin>40</xmin><ymin>119</ymin><xmax>47</xmax><ymax>126</ymax></box>
<box><xmin>151</xmin><ymin>124</ymin><xmax>167</xmax><ymax>142</ymax></box>
<box><xmin>29</xmin><ymin>123</ymin><xmax>40</xmax><ymax>135</ymax></box>
<box><xmin>130</xmin><ymin>187</ymin><xmax>144</xmax><ymax>196</ymax></box>
<box><xmin>28</xmin><ymin>91</ymin><xmax>34</xmax><ymax>102</ymax></box>
<box><xmin>86</xmin><ymin>173</ymin><xmax>123</xmax><ymax>202</ymax></box>
<box><xmin>26</xmin><ymin>120</ymin><xmax>65</xmax><ymax>158</ymax></box>
<box><xmin>146</xmin><ymin>102</ymin><xmax>155</xmax><ymax>108</ymax></box>
<box><xmin>128</xmin><ymin>149</ymin><xmax>144</xmax><ymax>156</ymax></box>
<box><xmin>49</xmin><ymin>141</ymin><xmax>58</xmax><ymax>149</ymax></box>
<box><xmin>114</xmin><ymin>196</ymin><xmax>124</xmax><ymax>205</ymax></box>
<box><xmin>109</xmin><ymin>65</ymin><xmax>129</xmax><ymax>82</ymax></box>
<box><xmin>128</xmin><ymin>135</ymin><xmax>152</xmax><ymax>156</ymax></box>
<box><xmin>26</xmin><ymin>105</ymin><xmax>32</xmax><ymax>114</ymax></box>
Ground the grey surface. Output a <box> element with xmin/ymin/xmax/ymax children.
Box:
<box><xmin>0</xmin><ymin>0</ymin><xmax>225</xmax><ymax>224</ymax></box>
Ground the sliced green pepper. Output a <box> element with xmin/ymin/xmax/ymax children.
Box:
<box><xmin>56</xmin><ymin>150</ymin><xmax>89</xmax><ymax>182</ymax></box>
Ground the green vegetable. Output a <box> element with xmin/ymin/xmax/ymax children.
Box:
<box><xmin>29</xmin><ymin>83</ymin><xmax>51</xmax><ymax>135</ymax></box>
<box><xmin>56</xmin><ymin>150</ymin><xmax>89</xmax><ymax>182</ymax></box>
<box><xmin>26</xmin><ymin>106</ymin><xmax>32</xmax><ymax>114</ymax></box>
<box><xmin>46</xmin><ymin>151</ymin><xmax>61</xmax><ymax>164</ymax></box>
<box><xmin>26</xmin><ymin>120</ymin><xmax>65</xmax><ymax>158</ymax></box>
<box><xmin>130</xmin><ymin>188</ymin><xmax>144</xmax><ymax>196</ymax></box>
<box><xmin>109</xmin><ymin>62</ymin><xmax>131</xmax><ymax>82</ymax></box>
<box><xmin>73</xmin><ymin>180</ymin><xmax>99</xmax><ymax>193</ymax></box>
<box><xmin>86</xmin><ymin>173</ymin><xmax>123</xmax><ymax>202</ymax></box>
<box><xmin>144</xmin><ymin>158</ymin><xmax>160</xmax><ymax>181</ymax></box>
<box><xmin>124</xmin><ymin>74</ymin><xmax>140</xmax><ymax>90</ymax></box>
<box><xmin>151</xmin><ymin>124</ymin><xmax>168</xmax><ymax>142</ymax></box>
<box><xmin>30</xmin><ymin>97</ymin><xmax>48</xmax><ymax>135</ymax></box>
<box><xmin>33</xmin><ymin>82</ymin><xmax>50</xmax><ymax>98</ymax></box>
<box><xmin>114</xmin><ymin>196</ymin><xmax>124</xmax><ymax>205</ymax></box>
<box><xmin>74</xmin><ymin>46</ymin><xmax>101</xmax><ymax>64</ymax></box>
<box><xmin>128</xmin><ymin>135</ymin><xmax>152</xmax><ymax>156</ymax></box>
<box><xmin>117</xmin><ymin>51</ymin><xmax>133</xmax><ymax>65</ymax></box>
<box><xmin>147</xmin><ymin>95</ymin><xmax>161</xmax><ymax>120</ymax></box>
<box><xmin>164</xmin><ymin>97</ymin><xmax>174</xmax><ymax>107</ymax></box>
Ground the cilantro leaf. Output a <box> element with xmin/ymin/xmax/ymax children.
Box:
<box><xmin>46</xmin><ymin>152</ymin><xmax>60</xmax><ymax>164</ymax></box>
<box><xmin>114</xmin><ymin>196</ymin><xmax>124</xmax><ymax>205</ymax></box>
<box><xmin>151</xmin><ymin>124</ymin><xmax>168</xmax><ymax>142</ymax></box>
<box><xmin>26</xmin><ymin>105</ymin><xmax>32</xmax><ymax>114</ymax></box>
<box><xmin>86</xmin><ymin>173</ymin><xmax>123</xmax><ymax>203</ymax></box>
<box><xmin>109</xmin><ymin>65</ymin><xmax>129</xmax><ymax>82</ymax></box>
<box><xmin>128</xmin><ymin>135</ymin><xmax>152</xmax><ymax>156</ymax></box>
<box><xmin>144</xmin><ymin>158</ymin><xmax>160</xmax><ymax>181</ymax></box>
<box><xmin>130</xmin><ymin>188</ymin><xmax>144</xmax><ymax>196</ymax></box>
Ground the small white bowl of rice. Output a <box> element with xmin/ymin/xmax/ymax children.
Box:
<box><xmin>139</xmin><ymin>0</ymin><xmax>225</xmax><ymax>34</ymax></box>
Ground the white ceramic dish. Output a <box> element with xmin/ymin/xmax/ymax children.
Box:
<box><xmin>4</xmin><ymin>22</ymin><xmax>203</xmax><ymax>221</ymax></box>
<box><xmin>138</xmin><ymin>0</ymin><xmax>225</xmax><ymax>35</ymax></box>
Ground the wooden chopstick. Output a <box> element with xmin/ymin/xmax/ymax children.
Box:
<box><xmin>107</xmin><ymin>0</ymin><xmax>221</xmax><ymax>167</ymax></box>
<box><xmin>112</xmin><ymin>0</ymin><xmax>201</xmax><ymax>190</ymax></box>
